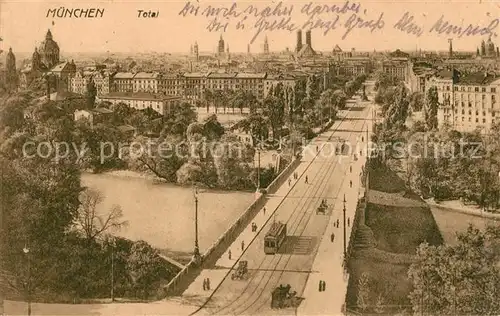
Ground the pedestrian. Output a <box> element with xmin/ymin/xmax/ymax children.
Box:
<box><xmin>228</xmin><ymin>249</ymin><xmax>232</xmax><ymax>260</ymax></box>
<box><xmin>288</xmin><ymin>179</ymin><xmax>291</xmax><ymax>186</ymax></box>
<box><xmin>359</xmin><ymin>150</ymin><xmax>362</xmax><ymax>156</ymax></box>
<box><xmin>206</xmin><ymin>278</ymin><xmax>211</xmax><ymax>290</ymax></box>
<box><xmin>337</xmin><ymin>219</ymin><xmax>340</xmax><ymax>227</ymax></box>
<box><xmin>350</xmin><ymin>166</ymin><xmax>352</xmax><ymax>173</ymax></box>
<box><xmin>348</xmin><ymin>217</ymin><xmax>351</xmax><ymax>227</ymax></box>
<box><xmin>241</xmin><ymin>240</ymin><xmax>245</xmax><ymax>251</ymax></box>
<box><xmin>316</xmin><ymin>145</ymin><xmax>319</xmax><ymax>152</ymax></box>
<box><xmin>350</xmin><ymin>180</ymin><xmax>352</xmax><ymax>188</ymax></box>
<box><xmin>318</xmin><ymin>280</ymin><xmax>322</xmax><ymax>292</ymax></box>
<box><xmin>362</xmin><ymin>136</ymin><xmax>364</xmax><ymax>142</ymax></box>
<box><xmin>305</xmin><ymin>175</ymin><xmax>309</xmax><ymax>184</ymax></box>
<box><xmin>331</xmin><ymin>233</ymin><xmax>335</xmax><ymax>242</ymax></box>
<box><xmin>263</xmin><ymin>207</ymin><xmax>266</xmax><ymax>215</ymax></box>
<box><xmin>203</xmin><ymin>278</ymin><xmax>207</xmax><ymax>291</ymax></box>
<box><xmin>322</xmin><ymin>281</ymin><xmax>327</xmax><ymax>291</ymax></box>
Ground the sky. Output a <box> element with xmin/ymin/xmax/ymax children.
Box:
<box><xmin>0</xmin><ymin>0</ymin><xmax>499</xmax><ymax>54</ymax></box>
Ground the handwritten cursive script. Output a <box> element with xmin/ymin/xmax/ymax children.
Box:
<box><xmin>178</xmin><ymin>1</ymin><xmax>499</xmax><ymax>43</ymax></box>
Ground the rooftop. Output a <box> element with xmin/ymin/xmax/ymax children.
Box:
<box><xmin>265</xmin><ymin>221</ymin><xmax>285</xmax><ymax>238</ymax></box>
<box><xmin>134</xmin><ymin>72</ymin><xmax>159</xmax><ymax>79</ymax></box>
<box><xmin>235</xmin><ymin>73</ymin><xmax>267</xmax><ymax>79</ymax></box>
<box><xmin>457</xmin><ymin>72</ymin><xmax>499</xmax><ymax>85</ymax></box>
<box><xmin>208</xmin><ymin>72</ymin><xmax>237</xmax><ymax>79</ymax></box>
<box><xmin>113</xmin><ymin>72</ymin><xmax>135</xmax><ymax>79</ymax></box>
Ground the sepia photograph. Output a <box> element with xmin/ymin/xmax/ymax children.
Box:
<box><xmin>0</xmin><ymin>0</ymin><xmax>499</xmax><ymax>315</ymax></box>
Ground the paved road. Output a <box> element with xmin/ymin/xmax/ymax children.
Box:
<box><xmin>191</xmin><ymin>99</ymin><xmax>371</xmax><ymax>315</ymax></box>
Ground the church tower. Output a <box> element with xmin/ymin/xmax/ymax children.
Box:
<box><xmin>218</xmin><ymin>34</ymin><xmax>225</xmax><ymax>56</ymax></box>
<box><xmin>5</xmin><ymin>47</ymin><xmax>18</xmax><ymax>91</ymax></box>
<box><xmin>264</xmin><ymin>36</ymin><xmax>269</xmax><ymax>54</ymax></box>
<box><xmin>193</xmin><ymin>41</ymin><xmax>199</xmax><ymax>62</ymax></box>
<box><xmin>39</xmin><ymin>29</ymin><xmax>60</xmax><ymax>69</ymax></box>
<box><xmin>32</xmin><ymin>47</ymin><xmax>42</xmax><ymax>70</ymax></box>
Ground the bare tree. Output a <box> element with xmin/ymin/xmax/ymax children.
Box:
<box><xmin>75</xmin><ymin>188</ymin><xmax>128</xmax><ymax>243</ymax></box>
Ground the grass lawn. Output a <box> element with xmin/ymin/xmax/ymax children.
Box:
<box><xmin>346</xmin><ymin>161</ymin><xmax>443</xmax><ymax>314</ymax></box>
<box><xmin>430</xmin><ymin>206</ymin><xmax>499</xmax><ymax>246</ymax></box>
<box><xmin>81</xmin><ymin>172</ymin><xmax>255</xmax><ymax>256</ymax></box>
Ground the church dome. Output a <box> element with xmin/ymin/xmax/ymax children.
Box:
<box><xmin>38</xmin><ymin>29</ymin><xmax>60</xmax><ymax>69</ymax></box>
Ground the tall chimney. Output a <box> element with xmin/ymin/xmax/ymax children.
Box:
<box><xmin>296</xmin><ymin>30</ymin><xmax>302</xmax><ymax>52</ymax></box>
<box><xmin>306</xmin><ymin>30</ymin><xmax>312</xmax><ymax>47</ymax></box>
<box><xmin>448</xmin><ymin>38</ymin><xmax>453</xmax><ymax>58</ymax></box>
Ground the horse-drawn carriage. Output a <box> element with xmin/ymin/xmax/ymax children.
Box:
<box><xmin>271</xmin><ymin>284</ymin><xmax>303</xmax><ymax>309</ymax></box>
<box><xmin>231</xmin><ymin>260</ymin><xmax>248</xmax><ymax>280</ymax></box>
<box><xmin>317</xmin><ymin>199</ymin><xmax>330</xmax><ymax>215</ymax></box>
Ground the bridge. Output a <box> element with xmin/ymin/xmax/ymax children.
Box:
<box><xmin>162</xmin><ymin>88</ymin><xmax>376</xmax><ymax>315</ymax></box>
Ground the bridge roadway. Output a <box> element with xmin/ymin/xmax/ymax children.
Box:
<box><xmin>189</xmin><ymin>99</ymin><xmax>371</xmax><ymax>315</ymax></box>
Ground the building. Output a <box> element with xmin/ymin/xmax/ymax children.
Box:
<box><xmin>48</xmin><ymin>61</ymin><xmax>77</xmax><ymax>92</ymax></box>
<box><xmin>39</xmin><ymin>29</ymin><xmax>60</xmax><ymax>69</ymax></box>
<box><xmin>381</xmin><ymin>58</ymin><xmax>411</xmax><ymax>82</ymax></box>
<box><xmin>133</xmin><ymin>72</ymin><xmax>159</xmax><ymax>93</ymax></box>
<box><xmin>296</xmin><ymin>30</ymin><xmax>316</xmax><ymax>59</ymax></box>
<box><xmin>264</xmin><ymin>36</ymin><xmax>269</xmax><ymax>55</ymax></box>
<box><xmin>477</xmin><ymin>36</ymin><xmax>499</xmax><ymax>59</ymax></box>
<box><xmin>264</xmin><ymin>74</ymin><xmax>296</xmax><ymax>98</ymax></box>
<box><xmin>184</xmin><ymin>72</ymin><xmax>208</xmax><ymax>104</ymax></box>
<box><xmin>218</xmin><ymin>34</ymin><xmax>225</xmax><ymax>56</ymax></box>
<box><xmin>74</xmin><ymin>107</ymin><xmax>114</xmax><ymax>128</ymax></box>
<box><xmin>429</xmin><ymin>70</ymin><xmax>500</xmax><ymax>133</ymax></box>
<box><xmin>159</xmin><ymin>73</ymin><xmax>185</xmax><ymax>97</ymax></box>
<box><xmin>295</xmin><ymin>30</ymin><xmax>303</xmax><ymax>53</ymax></box>
<box><xmin>98</xmin><ymin>92</ymin><xmax>182</xmax><ymax>115</ymax></box>
<box><xmin>70</xmin><ymin>71</ymin><xmax>91</xmax><ymax>94</ymax></box>
<box><xmin>112</xmin><ymin>72</ymin><xmax>135</xmax><ymax>92</ymax></box>
<box><xmin>4</xmin><ymin>48</ymin><xmax>17</xmax><ymax>91</ymax></box>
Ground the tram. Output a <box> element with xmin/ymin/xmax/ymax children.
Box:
<box><xmin>264</xmin><ymin>222</ymin><xmax>287</xmax><ymax>254</ymax></box>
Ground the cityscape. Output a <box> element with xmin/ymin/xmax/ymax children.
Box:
<box><xmin>1</xmin><ymin>3</ymin><xmax>500</xmax><ymax>316</ymax></box>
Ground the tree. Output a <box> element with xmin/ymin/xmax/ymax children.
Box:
<box><xmin>126</xmin><ymin>241</ymin><xmax>171</xmax><ymax>299</ymax></box>
<box><xmin>408</xmin><ymin>225</ymin><xmax>500</xmax><ymax>315</ymax></box>
<box><xmin>74</xmin><ymin>188</ymin><xmax>128</xmax><ymax>244</ymax></box>
<box><xmin>86</xmin><ymin>79</ymin><xmax>97</xmax><ymax>108</ymax></box>
<box><xmin>409</xmin><ymin>91</ymin><xmax>425</xmax><ymax>112</ymax></box>
<box><xmin>425</xmin><ymin>86</ymin><xmax>439</xmax><ymax>130</ymax></box>
<box><xmin>385</xmin><ymin>84</ymin><xmax>410</xmax><ymax>127</ymax></box>
<box><xmin>356</xmin><ymin>272</ymin><xmax>370</xmax><ymax>312</ymax></box>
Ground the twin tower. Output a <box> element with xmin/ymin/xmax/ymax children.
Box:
<box><xmin>295</xmin><ymin>30</ymin><xmax>312</xmax><ymax>53</ymax></box>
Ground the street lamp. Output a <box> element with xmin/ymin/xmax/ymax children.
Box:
<box><xmin>343</xmin><ymin>194</ymin><xmax>347</xmax><ymax>260</ymax></box>
<box><xmin>22</xmin><ymin>246</ymin><xmax>31</xmax><ymax>316</ymax></box>
<box><xmin>193</xmin><ymin>185</ymin><xmax>201</xmax><ymax>264</ymax></box>
<box><xmin>110</xmin><ymin>237</ymin><xmax>115</xmax><ymax>302</ymax></box>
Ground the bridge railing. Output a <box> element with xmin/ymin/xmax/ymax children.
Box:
<box><xmin>163</xmin><ymin>154</ymin><xmax>302</xmax><ymax>296</ymax></box>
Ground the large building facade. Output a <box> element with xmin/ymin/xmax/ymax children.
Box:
<box><xmin>429</xmin><ymin>70</ymin><xmax>500</xmax><ymax>133</ymax></box>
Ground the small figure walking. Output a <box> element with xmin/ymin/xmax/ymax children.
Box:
<box><xmin>206</xmin><ymin>278</ymin><xmax>211</xmax><ymax>291</ymax></box>
<box><xmin>305</xmin><ymin>175</ymin><xmax>309</xmax><ymax>184</ymax></box>
<box><xmin>362</xmin><ymin>136</ymin><xmax>364</xmax><ymax>142</ymax></box>
<box><xmin>203</xmin><ymin>278</ymin><xmax>207</xmax><ymax>291</ymax></box>
<box><xmin>350</xmin><ymin>166</ymin><xmax>352</xmax><ymax>173</ymax></box>
<box><xmin>318</xmin><ymin>280</ymin><xmax>322</xmax><ymax>292</ymax></box>
<box><xmin>288</xmin><ymin>179</ymin><xmax>292</xmax><ymax>186</ymax></box>
<box><xmin>337</xmin><ymin>219</ymin><xmax>340</xmax><ymax>227</ymax></box>
<box><xmin>331</xmin><ymin>233</ymin><xmax>335</xmax><ymax>242</ymax></box>
<box><xmin>228</xmin><ymin>249</ymin><xmax>232</xmax><ymax>260</ymax></box>
<box><xmin>316</xmin><ymin>145</ymin><xmax>319</xmax><ymax>152</ymax></box>
<box><xmin>263</xmin><ymin>207</ymin><xmax>266</xmax><ymax>215</ymax></box>
<box><xmin>322</xmin><ymin>281</ymin><xmax>326</xmax><ymax>291</ymax></box>
<box><xmin>350</xmin><ymin>180</ymin><xmax>352</xmax><ymax>188</ymax></box>
<box><xmin>241</xmin><ymin>240</ymin><xmax>245</xmax><ymax>251</ymax></box>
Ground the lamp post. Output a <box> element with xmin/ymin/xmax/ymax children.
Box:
<box><xmin>343</xmin><ymin>194</ymin><xmax>347</xmax><ymax>259</ymax></box>
<box><xmin>110</xmin><ymin>237</ymin><xmax>115</xmax><ymax>302</ymax></box>
<box><xmin>256</xmin><ymin>148</ymin><xmax>261</xmax><ymax>193</ymax></box>
<box><xmin>22</xmin><ymin>246</ymin><xmax>31</xmax><ymax>316</ymax></box>
<box><xmin>193</xmin><ymin>185</ymin><xmax>201</xmax><ymax>264</ymax></box>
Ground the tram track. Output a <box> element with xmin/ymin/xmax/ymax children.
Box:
<box><xmin>231</xmin><ymin>107</ymin><xmax>369</xmax><ymax>316</ymax></box>
<box><xmin>189</xmin><ymin>102</ymin><xmax>367</xmax><ymax>316</ymax></box>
